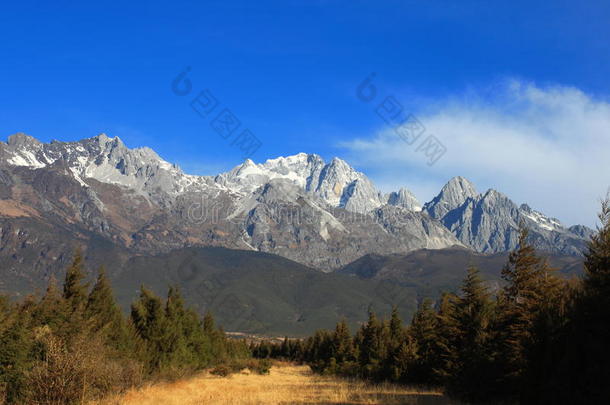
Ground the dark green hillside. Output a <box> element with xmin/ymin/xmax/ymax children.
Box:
<box><xmin>338</xmin><ymin>247</ymin><xmax>583</xmax><ymax>296</ymax></box>
<box><xmin>2</xmin><ymin>236</ymin><xmax>583</xmax><ymax>337</ymax></box>
<box><xmin>111</xmin><ymin>247</ymin><xmax>421</xmax><ymax>337</ymax></box>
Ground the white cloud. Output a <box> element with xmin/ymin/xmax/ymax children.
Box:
<box><xmin>339</xmin><ymin>80</ymin><xmax>610</xmax><ymax>227</ymax></box>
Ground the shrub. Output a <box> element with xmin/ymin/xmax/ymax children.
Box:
<box><xmin>254</xmin><ymin>358</ymin><xmax>271</xmax><ymax>375</ymax></box>
<box><xmin>210</xmin><ymin>365</ymin><xmax>231</xmax><ymax>377</ymax></box>
<box><xmin>24</xmin><ymin>328</ymin><xmax>142</xmax><ymax>404</ymax></box>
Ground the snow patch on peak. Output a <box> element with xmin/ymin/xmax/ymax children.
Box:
<box><xmin>7</xmin><ymin>151</ymin><xmax>46</xmax><ymax>168</ymax></box>
<box><xmin>263</xmin><ymin>152</ymin><xmax>310</xmax><ymax>166</ymax></box>
<box><xmin>1</xmin><ymin>134</ymin><xmax>425</xmax><ymax>216</ymax></box>
<box><xmin>519</xmin><ymin>204</ymin><xmax>563</xmax><ymax>232</ymax></box>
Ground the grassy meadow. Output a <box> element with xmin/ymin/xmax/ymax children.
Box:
<box><xmin>93</xmin><ymin>362</ymin><xmax>455</xmax><ymax>405</ymax></box>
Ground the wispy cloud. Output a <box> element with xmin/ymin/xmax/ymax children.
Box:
<box><xmin>339</xmin><ymin>79</ymin><xmax>610</xmax><ymax>227</ymax></box>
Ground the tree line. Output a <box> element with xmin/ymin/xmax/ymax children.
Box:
<box><xmin>0</xmin><ymin>251</ymin><xmax>249</xmax><ymax>404</ymax></box>
<box><xmin>253</xmin><ymin>202</ymin><xmax>610</xmax><ymax>403</ymax></box>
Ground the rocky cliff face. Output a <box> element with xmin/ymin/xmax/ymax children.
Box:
<box><xmin>424</xmin><ymin>177</ymin><xmax>591</xmax><ymax>255</ymax></box>
<box><xmin>0</xmin><ymin>133</ymin><xmax>459</xmax><ymax>273</ymax></box>
<box><xmin>0</xmin><ymin>132</ymin><xmax>592</xmax><ymax>280</ymax></box>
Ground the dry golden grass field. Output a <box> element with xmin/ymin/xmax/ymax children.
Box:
<box><xmin>93</xmin><ymin>362</ymin><xmax>460</xmax><ymax>405</ymax></box>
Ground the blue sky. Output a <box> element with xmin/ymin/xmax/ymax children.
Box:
<box><xmin>1</xmin><ymin>0</ymin><xmax>609</xmax><ymax>226</ymax></box>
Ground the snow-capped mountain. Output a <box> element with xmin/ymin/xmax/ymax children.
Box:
<box><xmin>1</xmin><ymin>133</ymin><xmax>417</xmax><ymax>214</ymax></box>
<box><xmin>0</xmin><ymin>132</ymin><xmax>593</xmax><ymax>274</ymax></box>
<box><xmin>1</xmin><ymin>133</ymin><xmax>214</xmax><ymax>203</ymax></box>
<box><xmin>215</xmin><ymin>153</ymin><xmax>409</xmax><ymax>214</ymax></box>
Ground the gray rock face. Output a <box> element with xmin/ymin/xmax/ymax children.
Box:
<box><xmin>0</xmin><ymin>133</ymin><xmax>454</xmax><ymax>271</ymax></box>
<box><xmin>0</xmin><ymin>133</ymin><xmax>592</xmax><ymax>276</ymax></box>
<box><xmin>0</xmin><ymin>133</ymin><xmax>213</xmax><ymax>206</ymax></box>
<box><xmin>425</xmin><ymin>179</ymin><xmax>593</xmax><ymax>255</ymax></box>
<box><xmin>385</xmin><ymin>188</ymin><xmax>422</xmax><ymax>211</ymax></box>
<box><xmin>424</xmin><ymin>176</ymin><xmax>478</xmax><ymax>219</ymax></box>
<box><xmin>568</xmin><ymin>224</ymin><xmax>595</xmax><ymax>240</ymax></box>
<box><xmin>216</xmin><ymin>154</ymin><xmax>390</xmax><ymax>214</ymax></box>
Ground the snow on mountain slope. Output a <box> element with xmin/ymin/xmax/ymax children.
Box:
<box><xmin>0</xmin><ymin>132</ymin><xmax>593</xmax><ymax>264</ymax></box>
<box><xmin>215</xmin><ymin>152</ymin><xmax>419</xmax><ymax>213</ymax></box>
<box><xmin>1</xmin><ymin>133</ymin><xmax>422</xmax><ymax>215</ymax></box>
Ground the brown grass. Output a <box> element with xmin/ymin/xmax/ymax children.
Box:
<box><xmin>92</xmin><ymin>362</ymin><xmax>456</xmax><ymax>405</ymax></box>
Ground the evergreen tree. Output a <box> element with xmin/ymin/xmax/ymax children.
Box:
<box><xmin>85</xmin><ymin>267</ymin><xmax>136</xmax><ymax>355</ymax></box>
<box><xmin>448</xmin><ymin>266</ymin><xmax>494</xmax><ymax>401</ymax></box>
<box><xmin>388</xmin><ymin>306</ymin><xmax>403</xmax><ymax>342</ymax></box>
<box><xmin>31</xmin><ymin>276</ymin><xmax>68</xmax><ymax>331</ymax></box>
<box><xmin>497</xmin><ymin>225</ymin><xmax>561</xmax><ymax>400</ymax></box>
<box><xmin>164</xmin><ymin>286</ymin><xmax>189</xmax><ymax>365</ymax></box>
<box><xmin>165</xmin><ymin>286</ymin><xmax>212</xmax><ymax>369</ymax></box>
<box><xmin>63</xmin><ymin>250</ymin><xmax>89</xmax><ymax>314</ymax></box>
<box><xmin>203</xmin><ymin>310</ymin><xmax>216</xmax><ymax>335</ymax></box>
<box><xmin>384</xmin><ymin>306</ymin><xmax>414</xmax><ymax>382</ymax></box>
<box><xmin>358</xmin><ymin>311</ymin><xmax>386</xmax><ymax>379</ymax></box>
<box><xmin>557</xmin><ymin>197</ymin><xmax>610</xmax><ymax>402</ymax></box>
<box><xmin>131</xmin><ymin>286</ymin><xmax>169</xmax><ymax>372</ymax></box>
<box><xmin>201</xmin><ymin>310</ymin><xmax>228</xmax><ymax>361</ymax></box>
<box><xmin>279</xmin><ymin>337</ymin><xmax>291</xmax><ymax>358</ymax></box>
<box><xmin>431</xmin><ymin>292</ymin><xmax>458</xmax><ymax>385</ymax></box>
<box><xmin>408</xmin><ymin>299</ymin><xmax>440</xmax><ymax>384</ymax></box>
<box><xmin>0</xmin><ymin>301</ymin><xmax>33</xmax><ymax>403</ymax></box>
<box><xmin>85</xmin><ymin>267</ymin><xmax>118</xmax><ymax>325</ymax></box>
<box><xmin>329</xmin><ymin>319</ymin><xmax>355</xmax><ymax>375</ymax></box>
<box><xmin>391</xmin><ymin>337</ymin><xmax>418</xmax><ymax>382</ymax></box>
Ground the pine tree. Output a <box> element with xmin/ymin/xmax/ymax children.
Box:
<box><xmin>279</xmin><ymin>337</ymin><xmax>290</xmax><ymax>359</ymax></box>
<box><xmin>332</xmin><ymin>319</ymin><xmax>352</xmax><ymax>362</ymax></box>
<box><xmin>0</xmin><ymin>300</ymin><xmax>34</xmax><ymax>403</ymax></box>
<box><xmin>557</xmin><ymin>197</ymin><xmax>610</xmax><ymax>402</ymax></box>
<box><xmin>432</xmin><ymin>292</ymin><xmax>458</xmax><ymax>385</ymax></box>
<box><xmin>131</xmin><ymin>286</ymin><xmax>169</xmax><ymax>372</ymax></box>
<box><xmin>496</xmin><ymin>225</ymin><xmax>560</xmax><ymax>400</ymax></box>
<box><xmin>388</xmin><ymin>306</ymin><xmax>403</xmax><ymax>342</ymax></box>
<box><xmin>358</xmin><ymin>311</ymin><xmax>386</xmax><ymax>379</ymax></box>
<box><xmin>203</xmin><ymin>310</ymin><xmax>216</xmax><ymax>335</ymax></box>
<box><xmin>384</xmin><ymin>306</ymin><xmax>415</xmax><ymax>382</ymax></box>
<box><xmin>408</xmin><ymin>299</ymin><xmax>440</xmax><ymax>384</ymax></box>
<box><xmin>63</xmin><ymin>250</ymin><xmax>89</xmax><ymax>314</ymax></box>
<box><xmin>32</xmin><ymin>276</ymin><xmax>68</xmax><ymax>331</ymax></box>
<box><xmin>85</xmin><ymin>266</ymin><xmax>120</xmax><ymax>327</ymax></box>
<box><xmin>85</xmin><ymin>267</ymin><xmax>135</xmax><ymax>355</ymax></box>
<box><xmin>164</xmin><ymin>286</ymin><xmax>211</xmax><ymax>369</ymax></box>
<box><xmin>164</xmin><ymin>286</ymin><xmax>188</xmax><ymax>364</ymax></box>
<box><xmin>391</xmin><ymin>337</ymin><xmax>418</xmax><ymax>383</ymax></box>
<box><xmin>448</xmin><ymin>266</ymin><xmax>494</xmax><ymax>401</ymax></box>
<box><xmin>307</xmin><ymin>329</ymin><xmax>333</xmax><ymax>373</ymax></box>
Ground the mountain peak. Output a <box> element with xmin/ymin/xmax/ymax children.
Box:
<box><xmin>424</xmin><ymin>176</ymin><xmax>479</xmax><ymax>219</ymax></box>
<box><xmin>92</xmin><ymin>132</ymin><xmax>110</xmax><ymax>141</ymax></box>
<box><xmin>90</xmin><ymin>132</ymin><xmax>124</xmax><ymax>146</ymax></box>
<box><xmin>6</xmin><ymin>132</ymin><xmax>42</xmax><ymax>148</ymax></box>
<box><xmin>443</xmin><ymin>176</ymin><xmax>478</xmax><ymax>196</ymax></box>
<box><xmin>328</xmin><ymin>156</ymin><xmax>351</xmax><ymax>168</ymax></box>
<box><xmin>262</xmin><ymin>152</ymin><xmax>319</xmax><ymax>171</ymax></box>
<box><xmin>386</xmin><ymin>188</ymin><xmax>422</xmax><ymax>211</ymax></box>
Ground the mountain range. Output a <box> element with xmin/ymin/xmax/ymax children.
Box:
<box><xmin>0</xmin><ymin>132</ymin><xmax>591</xmax><ymax>333</ymax></box>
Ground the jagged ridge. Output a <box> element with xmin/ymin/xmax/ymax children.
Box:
<box><xmin>0</xmin><ymin>133</ymin><xmax>593</xmax><ymax>275</ymax></box>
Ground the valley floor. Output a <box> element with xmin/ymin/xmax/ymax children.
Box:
<box><xmin>93</xmin><ymin>362</ymin><xmax>458</xmax><ymax>405</ymax></box>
